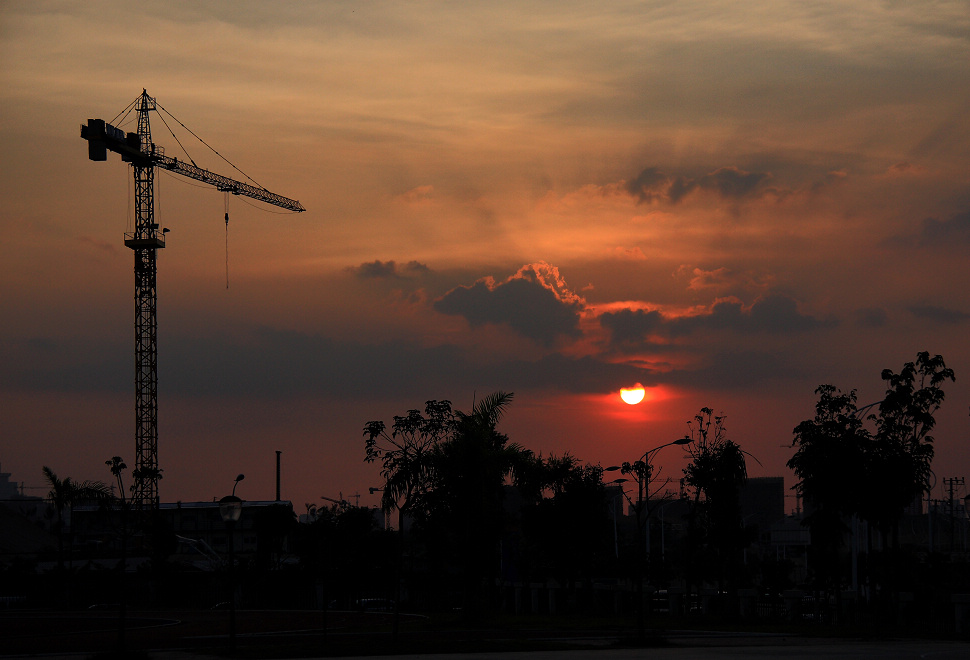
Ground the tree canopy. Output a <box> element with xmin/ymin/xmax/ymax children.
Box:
<box><xmin>788</xmin><ymin>352</ymin><xmax>955</xmax><ymax>593</ymax></box>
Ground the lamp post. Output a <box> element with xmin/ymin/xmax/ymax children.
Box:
<box><xmin>370</xmin><ymin>485</ymin><xmax>405</xmax><ymax>640</ymax></box>
<box><xmin>608</xmin><ymin>478</ymin><xmax>629</xmax><ymax>559</ymax></box>
<box><xmin>608</xmin><ymin>437</ymin><xmax>692</xmax><ymax>642</ymax></box>
<box><xmin>219</xmin><ymin>474</ymin><xmax>244</xmax><ymax>654</ymax></box>
<box><xmin>369</xmin><ymin>487</ymin><xmax>391</xmax><ymax>531</ymax></box>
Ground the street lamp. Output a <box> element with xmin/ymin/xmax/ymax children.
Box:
<box><xmin>610</xmin><ymin>437</ymin><xmax>692</xmax><ymax>642</ymax></box>
<box><xmin>219</xmin><ymin>473</ymin><xmax>244</xmax><ymax>653</ymax></box>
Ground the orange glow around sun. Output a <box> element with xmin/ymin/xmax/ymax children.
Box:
<box><xmin>620</xmin><ymin>383</ymin><xmax>646</xmax><ymax>405</ymax></box>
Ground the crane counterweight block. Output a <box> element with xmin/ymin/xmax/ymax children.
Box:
<box><xmin>81</xmin><ymin>119</ymin><xmax>145</xmax><ymax>163</ymax></box>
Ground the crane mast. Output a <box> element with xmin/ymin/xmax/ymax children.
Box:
<box><xmin>130</xmin><ymin>91</ymin><xmax>160</xmax><ymax>509</ymax></box>
<box><xmin>81</xmin><ymin>90</ymin><xmax>304</xmax><ymax>509</ymax></box>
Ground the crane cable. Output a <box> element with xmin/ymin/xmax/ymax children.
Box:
<box><xmin>108</xmin><ymin>94</ymin><xmax>140</xmax><ymax>129</ymax></box>
<box><xmin>154</xmin><ymin>109</ymin><xmax>198</xmax><ymax>167</ymax></box>
<box><xmin>155</xmin><ymin>101</ymin><xmax>266</xmax><ymax>192</ymax></box>
<box><xmin>225</xmin><ymin>192</ymin><xmax>230</xmax><ymax>290</ymax></box>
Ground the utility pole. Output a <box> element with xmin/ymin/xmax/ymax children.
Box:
<box><xmin>944</xmin><ymin>477</ymin><xmax>965</xmax><ymax>551</ymax></box>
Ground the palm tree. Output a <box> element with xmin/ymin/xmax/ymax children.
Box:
<box><xmin>438</xmin><ymin>391</ymin><xmax>529</xmax><ymax>619</ymax></box>
<box><xmin>105</xmin><ymin>456</ymin><xmax>128</xmax><ymax>500</ymax></box>
<box><xmin>364</xmin><ymin>392</ymin><xmax>527</xmax><ymax>622</ymax></box>
<box><xmin>42</xmin><ymin>466</ymin><xmax>112</xmax><ymax>570</ymax></box>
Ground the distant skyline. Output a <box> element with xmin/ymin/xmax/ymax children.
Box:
<box><xmin>1</xmin><ymin>1</ymin><xmax>968</xmax><ymax>510</ymax></box>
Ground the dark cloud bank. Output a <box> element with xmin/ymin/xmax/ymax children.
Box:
<box><xmin>353</xmin><ymin>259</ymin><xmax>431</xmax><ymax>279</ymax></box>
<box><xmin>601</xmin><ymin>294</ymin><xmax>832</xmax><ymax>350</ymax></box>
<box><xmin>433</xmin><ymin>267</ymin><xmax>584</xmax><ymax>347</ymax></box>
<box><xmin>625</xmin><ymin>165</ymin><xmax>771</xmax><ymax>204</ymax></box>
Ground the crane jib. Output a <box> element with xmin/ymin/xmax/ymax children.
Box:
<box><xmin>158</xmin><ymin>156</ymin><xmax>305</xmax><ymax>212</ymax></box>
<box><xmin>80</xmin><ymin>118</ymin><xmax>305</xmax><ymax>212</ymax></box>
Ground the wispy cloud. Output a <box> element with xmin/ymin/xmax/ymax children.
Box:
<box><xmin>908</xmin><ymin>304</ymin><xmax>970</xmax><ymax>325</ymax></box>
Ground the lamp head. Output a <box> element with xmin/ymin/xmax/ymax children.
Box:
<box><xmin>219</xmin><ymin>495</ymin><xmax>243</xmax><ymax>523</ymax></box>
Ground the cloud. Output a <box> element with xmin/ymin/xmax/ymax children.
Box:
<box><xmin>908</xmin><ymin>304</ymin><xmax>970</xmax><ymax>325</ymax></box>
<box><xmin>612</xmin><ymin>247</ymin><xmax>647</xmax><ymax>261</ymax></box>
<box><xmin>601</xmin><ymin>294</ymin><xmax>830</xmax><ymax>349</ymax></box>
<box><xmin>598</xmin><ymin>308</ymin><xmax>666</xmax><ymax>348</ymax></box>
<box><xmin>397</xmin><ymin>185</ymin><xmax>435</xmax><ymax>204</ymax></box>
<box><xmin>885</xmin><ymin>162</ymin><xmax>923</xmax><ymax>177</ymax></box>
<box><xmin>855</xmin><ymin>307</ymin><xmax>889</xmax><ymax>328</ymax></box>
<box><xmin>79</xmin><ymin>235</ymin><xmax>117</xmax><ymax>255</ymax></box>
<box><xmin>675</xmin><ymin>266</ymin><xmax>774</xmax><ymax>297</ymax></box>
<box><xmin>684</xmin><ymin>267</ymin><xmax>734</xmax><ymax>291</ymax></box>
<box><xmin>352</xmin><ymin>259</ymin><xmax>431</xmax><ymax>279</ymax></box>
<box><xmin>743</xmin><ymin>295</ymin><xmax>829</xmax><ymax>334</ymax></box>
<box><xmin>1</xmin><ymin>322</ymin><xmax>632</xmax><ymax>400</ymax></box>
<box><xmin>917</xmin><ymin>210</ymin><xmax>970</xmax><ymax>247</ymax></box>
<box><xmin>665</xmin><ymin>348</ymin><xmax>812</xmax><ymax>390</ymax></box>
<box><xmin>163</xmin><ymin>327</ymin><xmax>648</xmax><ymax>399</ymax></box>
<box><xmin>884</xmin><ymin>210</ymin><xmax>970</xmax><ymax>251</ymax></box>
<box><xmin>625</xmin><ymin>167</ymin><xmax>670</xmax><ymax>203</ymax></box>
<box><xmin>433</xmin><ymin>262</ymin><xmax>586</xmax><ymax>346</ymax></box>
<box><xmin>0</xmin><ymin>335</ymin><xmax>127</xmax><ymax>393</ymax></box>
<box><xmin>625</xmin><ymin>166</ymin><xmax>771</xmax><ymax>204</ymax></box>
<box><xmin>698</xmin><ymin>167</ymin><xmax>770</xmax><ymax>198</ymax></box>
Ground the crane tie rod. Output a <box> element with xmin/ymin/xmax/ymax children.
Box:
<box><xmin>155</xmin><ymin>101</ymin><xmax>265</xmax><ymax>192</ymax></box>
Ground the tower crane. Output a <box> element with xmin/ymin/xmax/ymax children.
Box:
<box><xmin>81</xmin><ymin>90</ymin><xmax>305</xmax><ymax>509</ymax></box>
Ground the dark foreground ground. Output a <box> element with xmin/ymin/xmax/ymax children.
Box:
<box><xmin>1</xmin><ymin>608</ymin><xmax>968</xmax><ymax>660</ymax></box>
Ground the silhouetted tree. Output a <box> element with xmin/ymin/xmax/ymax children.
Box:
<box><xmin>42</xmin><ymin>466</ymin><xmax>112</xmax><ymax>571</ymax></box>
<box><xmin>254</xmin><ymin>504</ymin><xmax>298</xmax><ymax>571</ymax></box>
<box><xmin>364</xmin><ymin>399</ymin><xmax>456</xmax><ymax>632</ymax></box>
<box><xmin>789</xmin><ymin>353</ymin><xmax>955</xmax><ymax>610</ymax></box>
<box><xmin>104</xmin><ymin>456</ymin><xmax>131</xmax><ymax>653</ymax></box>
<box><xmin>788</xmin><ymin>387</ymin><xmax>868</xmax><ymax>595</ymax></box>
<box><xmin>364</xmin><ymin>399</ymin><xmax>455</xmax><ymax>532</ymax></box>
<box><xmin>364</xmin><ymin>392</ymin><xmax>614</xmax><ymax>619</ymax></box>
<box><xmin>300</xmin><ymin>500</ymin><xmax>394</xmax><ymax>609</ymax></box>
<box><xmin>423</xmin><ymin>392</ymin><xmax>529</xmax><ymax>620</ymax></box>
<box><xmin>865</xmin><ymin>352</ymin><xmax>955</xmax><ymax>546</ymax></box>
<box><xmin>683</xmin><ymin>409</ymin><xmax>750</xmax><ymax>594</ymax></box>
<box><xmin>519</xmin><ymin>455</ymin><xmax>612</xmax><ymax>601</ymax></box>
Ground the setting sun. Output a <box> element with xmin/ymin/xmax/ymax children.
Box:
<box><xmin>620</xmin><ymin>384</ymin><xmax>646</xmax><ymax>405</ymax></box>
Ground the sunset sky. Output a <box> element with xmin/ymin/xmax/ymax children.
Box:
<box><xmin>2</xmin><ymin>1</ymin><xmax>968</xmax><ymax>511</ymax></box>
